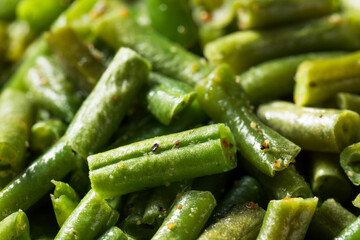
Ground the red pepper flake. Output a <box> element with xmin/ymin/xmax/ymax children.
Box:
<box><xmin>201</xmin><ymin>11</ymin><xmax>211</xmax><ymax>22</ymax></box>
<box><xmin>222</xmin><ymin>139</ymin><xmax>229</xmax><ymax>147</ymax></box>
<box><xmin>174</xmin><ymin>140</ymin><xmax>180</xmax><ymax>148</ymax></box>
<box><xmin>261</xmin><ymin>140</ymin><xmax>270</xmax><ymax>150</ymax></box>
<box><xmin>245</xmin><ymin>202</ymin><xmax>257</xmax><ymax>209</ymax></box>
<box><xmin>151</xmin><ymin>143</ymin><xmax>159</xmax><ymax>153</ymax></box>
<box><xmin>113</xmin><ymin>95</ymin><xmax>118</xmax><ymax>101</ymax></box>
<box><xmin>283</xmin><ymin>197</ymin><xmax>292</xmax><ymax>201</ymax></box>
<box><xmin>173</xmin><ymin>115</ymin><xmax>180</xmax><ymax>119</ymax></box>
<box><xmin>167</xmin><ymin>223</ymin><xmax>176</xmax><ymax>230</ymax></box>
<box><xmin>120</xmin><ymin>8</ymin><xmax>129</xmax><ymax>17</ymax></box>
<box><xmin>176</xmin><ymin>204</ymin><xmax>182</xmax><ymax>209</ymax></box>
<box><xmin>273</xmin><ymin>160</ymin><xmax>280</xmax><ymax>168</ymax></box>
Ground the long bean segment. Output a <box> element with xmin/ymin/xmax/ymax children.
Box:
<box><xmin>89</xmin><ymin>123</ymin><xmax>236</xmax><ymax>198</ymax></box>
<box><xmin>340</xmin><ymin>142</ymin><xmax>360</xmax><ymax>185</ymax></box>
<box><xmin>204</xmin><ymin>14</ymin><xmax>360</xmax><ymax>74</ymax></box>
<box><xmin>294</xmin><ymin>51</ymin><xmax>360</xmax><ymax>106</ymax></box>
<box><xmin>65</xmin><ymin>47</ymin><xmax>150</xmax><ymax>159</ymax></box>
<box><xmin>0</xmin><ymin>210</ymin><xmax>30</xmax><ymax>240</ymax></box>
<box><xmin>199</xmin><ymin>202</ymin><xmax>265</xmax><ymax>240</ymax></box>
<box><xmin>257</xmin><ymin>197</ymin><xmax>318</xmax><ymax>240</ymax></box>
<box><xmin>257</xmin><ymin>101</ymin><xmax>360</xmax><ymax>153</ymax></box>
<box><xmin>196</xmin><ymin>64</ymin><xmax>300</xmax><ymax>177</ymax></box>
<box><xmin>152</xmin><ymin>190</ymin><xmax>216</xmax><ymax>240</ymax></box>
<box><xmin>55</xmin><ymin>189</ymin><xmax>119</xmax><ymax>240</ymax></box>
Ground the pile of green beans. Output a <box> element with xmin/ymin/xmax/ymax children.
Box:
<box><xmin>2</xmin><ymin>0</ymin><xmax>360</xmax><ymax>239</ymax></box>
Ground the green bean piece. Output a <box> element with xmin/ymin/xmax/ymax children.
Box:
<box><xmin>147</xmin><ymin>72</ymin><xmax>196</xmax><ymax>126</ymax></box>
<box><xmin>46</xmin><ymin>26</ymin><xmax>105</xmax><ymax>94</ymax></box>
<box><xmin>335</xmin><ymin>216</ymin><xmax>360</xmax><ymax>240</ymax></box>
<box><xmin>196</xmin><ymin>64</ymin><xmax>300</xmax><ymax>177</ymax></box>
<box><xmin>152</xmin><ymin>190</ymin><xmax>216</xmax><ymax>240</ymax></box>
<box><xmin>24</xmin><ymin>55</ymin><xmax>83</xmax><ymax>123</ymax></box>
<box><xmin>310</xmin><ymin>153</ymin><xmax>352</xmax><ymax>202</ymax></box>
<box><xmin>51</xmin><ymin>180</ymin><xmax>80</xmax><ymax>227</ymax></box>
<box><xmin>0</xmin><ymin>138</ymin><xmax>78</xmax><ymax>221</ymax></box>
<box><xmin>257</xmin><ymin>197</ymin><xmax>318</xmax><ymax>240</ymax></box>
<box><xmin>30</xmin><ymin>119</ymin><xmax>67</xmax><ymax>152</ymax></box>
<box><xmin>237</xmin><ymin>0</ymin><xmax>339</xmax><ymax>30</ymax></box>
<box><xmin>89</xmin><ymin>123</ymin><xmax>236</xmax><ymax>198</ymax></box>
<box><xmin>208</xmin><ymin>176</ymin><xmax>263</xmax><ymax>223</ymax></box>
<box><xmin>94</xmin><ymin>10</ymin><xmax>212</xmax><ymax>86</ymax></box>
<box><xmin>55</xmin><ymin>189</ymin><xmax>119</xmax><ymax>240</ymax></box>
<box><xmin>239</xmin><ymin>52</ymin><xmax>345</xmax><ymax>105</ymax></box>
<box><xmin>353</xmin><ymin>193</ymin><xmax>360</xmax><ymax>208</ymax></box>
<box><xmin>340</xmin><ymin>142</ymin><xmax>360</xmax><ymax>185</ymax></box>
<box><xmin>295</xmin><ymin>50</ymin><xmax>360</xmax><ymax>106</ymax></box>
<box><xmin>257</xmin><ymin>101</ymin><xmax>360</xmax><ymax>153</ymax></box>
<box><xmin>0</xmin><ymin>0</ymin><xmax>21</xmax><ymax>21</ymax></box>
<box><xmin>204</xmin><ymin>13</ymin><xmax>360</xmax><ymax>74</ymax></box>
<box><xmin>0</xmin><ymin>89</ymin><xmax>35</xmax><ymax>173</ymax></box>
<box><xmin>147</xmin><ymin>0</ymin><xmax>198</xmax><ymax>48</ymax></box>
<box><xmin>198</xmin><ymin>202</ymin><xmax>265</xmax><ymax>240</ymax></box>
<box><xmin>98</xmin><ymin>226</ymin><xmax>131</xmax><ymax>240</ymax></box>
<box><xmin>65</xmin><ymin>47</ymin><xmax>150</xmax><ymax>159</ymax></box>
<box><xmin>0</xmin><ymin>210</ymin><xmax>30</xmax><ymax>240</ymax></box>
<box><xmin>308</xmin><ymin>199</ymin><xmax>356</xmax><ymax>240</ymax></box>
<box><xmin>337</xmin><ymin>92</ymin><xmax>360</xmax><ymax>114</ymax></box>
<box><xmin>191</xmin><ymin>172</ymin><xmax>232</xmax><ymax>201</ymax></box>
<box><xmin>16</xmin><ymin>0</ymin><xmax>70</xmax><ymax>33</ymax></box>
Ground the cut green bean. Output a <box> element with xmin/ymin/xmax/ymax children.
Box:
<box><xmin>204</xmin><ymin>14</ymin><xmax>360</xmax><ymax>74</ymax></box>
<box><xmin>98</xmin><ymin>226</ymin><xmax>131</xmax><ymax>240</ymax></box>
<box><xmin>294</xmin><ymin>50</ymin><xmax>360</xmax><ymax>106</ymax></box>
<box><xmin>335</xmin><ymin>216</ymin><xmax>360</xmax><ymax>240</ymax></box>
<box><xmin>257</xmin><ymin>197</ymin><xmax>318</xmax><ymax>240</ymax></box>
<box><xmin>55</xmin><ymin>189</ymin><xmax>119</xmax><ymax>240</ymax></box>
<box><xmin>89</xmin><ymin>123</ymin><xmax>236</xmax><ymax>198</ymax></box>
<box><xmin>257</xmin><ymin>101</ymin><xmax>360</xmax><ymax>153</ymax></box>
<box><xmin>65</xmin><ymin>47</ymin><xmax>150</xmax><ymax>159</ymax></box>
<box><xmin>152</xmin><ymin>190</ymin><xmax>216</xmax><ymax>240</ymax></box>
<box><xmin>196</xmin><ymin>64</ymin><xmax>300</xmax><ymax>177</ymax></box>
<box><xmin>353</xmin><ymin>193</ymin><xmax>360</xmax><ymax>208</ymax></box>
<box><xmin>337</xmin><ymin>92</ymin><xmax>360</xmax><ymax>114</ymax></box>
<box><xmin>0</xmin><ymin>210</ymin><xmax>30</xmax><ymax>240</ymax></box>
<box><xmin>147</xmin><ymin>72</ymin><xmax>196</xmax><ymax>126</ymax></box>
<box><xmin>198</xmin><ymin>202</ymin><xmax>265</xmax><ymax>240</ymax></box>
<box><xmin>340</xmin><ymin>142</ymin><xmax>360</xmax><ymax>185</ymax></box>
<box><xmin>308</xmin><ymin>199</ymin><xmax>356</xmax><ymax>240</ymax></box>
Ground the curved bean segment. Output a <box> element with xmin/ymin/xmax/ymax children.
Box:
<box><xmin>0</xmin><ymin>210</ymin><xmax>30</xmax><ymax>240</ymax></box>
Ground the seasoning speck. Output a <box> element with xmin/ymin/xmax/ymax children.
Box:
<box><xmin>167</xmin><ymin>223</ymin><xmax>176</xmax><ymax>230</ymax></box>
<box><xmin>176</xmin><ymin>204</ymin><xmax>182</xmax><ymax>209</ymax></box>
<box><xmin>174</xmin><ymin>140</ymin><xmax>180</xmax><ymax>148</ymax></box>
<box><xmin>151</xmin><ymin>143</ymin><xmax>159</xmax><ymax>153</ymax></box>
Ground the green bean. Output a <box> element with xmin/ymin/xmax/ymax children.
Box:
<box><xmin>0</xmin><ymin>210</ymin><xmax>30</xmax><ymax>240</ymax></box>
<box><xmin>89</xmin><ymin>123</ymin><xmax>237</xmax><ymax>198</ymax></box>
<box><xmin>65</xmin><ymin>47</ymin><xmax>150</xmax><ymax>159</ymax></box>
<box><xmin>98</xmin><ymin>226</ymin><xmax>131</xmax><ymax>240</ymax></box>
<box><xmin>55</xmin><ymin>189</ymin><xmax>119</xmax><ymax>240</ymax></box>
<box><xmin>198</xmin><ymin>202</ymin><xmax>265</xmax><ymax>240</ymax></box>
<box><xmin>24</xmin><ymin>55</ymin><xmax>83</xmax><ymax>123</ymax></box>
<box><xmin>309</xmin><ymin>152</ymin><xmax>352</xmax><ymax>202</ymax></box>
<box><xmin>257</xmin><ymin>197</ymin><xmax>318</xmax><ymax>240</ymax></box>
<box><xmin>294</xmin><ymin>50</ymin><xmax>360</xmax><ymax>106</ymax></box>
<box><xmin>257</xmin><ymin>101</ymin><xmax>360</xmax><ymax>153</ymax></box>
<box><xmin>30</xmin><ymin>119</ymin><xmax>67</xmax><ymax>152</ymax></box>
<box><xmin>239</xmin><ymin>52</ymin><xmax>345</xmax><ymax>105</ymax></box>
<box><xmin>236</xmin><ymin>0</ymin><xmax>339</xmax><ymax>30</ymax></box>
<box><xmin>337</xmin><ymin>92</ymin><xmax>360</xmax><ymax>114</ymax></box>
<box><xmin>0</xmin><ymin>89</ymin><xmax>35</xmax><ymax>173</ymax></box>
<box><xmin>196</xmin><ymin>64</ymin><xmax>301</xmax><ymax>177</ymax></box>
<box><xmin>340</xmin><ymin>142</ymin><xmax>360</xmax><ymax>185</ymax></box>
<box><xmin>308</xmin><ymin>199</ymin><xmax>356</xmax><ymax>240</ymax></box>
<box><xmin>204</xmin><ymin>13</ymin><xmax>360</xmax><ymax>74</ymax></box>
<box><xmin>147</xmin><ymin>72</ymin><xmax>196</xmax><ymax>126</ymax></box>
<box><xmin>335</xmin><ymin>216</ymin><xmax>360</xmax><ymax>240</ymax></box>
<box><xmin>152</xmin><ymin>190</ymin><xmax>216</xmax><ymax>240</ymax></box>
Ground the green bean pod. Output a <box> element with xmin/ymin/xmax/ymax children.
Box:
<box><xmin>309</xmin><ymin>153</ymin><xmax>352</xmax><ymax>202</ymax></box>
<box><xmin>196</xmin><ymin>64</ymin><xmax>301</xmax><ymax>177</ymax></box>
<box><xmin>204</xmin><ymin>14</ymin><xmax>360</xmax><ymax>74</ymax></box>
<box><xmin>147</xmin><ymin>72</ymin><xmax>196</xmax><ymax>125</ymax></box>
<box><xmin>94</xmin><ymin>10</ymin><xmax>212</xmax><ymax>86</ymax></box>
<box><xmin>65</xmin><ymin>47</ymin><xmax>150</xmax><ymax>159</ymax></box>
<box><xmin>198</xmin><ymin>202</ymin><xmax>265</xmax><ymax>240</ymax></box>
<box><xmin>336</xmin><ymin>216</ymin><xmax>360</xmax><ymax>240</ymax></box>
<box><xmin>308</xmin><ymin>199</ymin><xmax>356</xmax><ymax>240</ymax></box>
<box><xmin>239</xmin><ymin>52</ymin><xmax>345</xmax><ymax>105</ymax></box>
<box><xmin>294</xmin><ymin>50</ymin><xmax>360</xmax><ymax>106</ymax></box>
<box><xmin>257</xmin><ymin>197</ymin><xmax>318</xmax><ymax>240</ymax></box>
<box><xmin>340</xmin><ymin>142</ymin><xmax>360</xmax><ymax>185</ymax></box>
<box><xmin>257</xmin><ymin>101</ymin><xmax>360</xmax><ymax>153</ymax></box>
<box><xmin>89</xmin><ymin>123</ymin><xmax>236</xmax><ymax>198</ymax></box>
<box><xmin>237</xmin><ymin>0</ymin><xmax>339</xmax><ymax>30</ymax></box>
<box><xmin>337</xmin><ymin>92</ymin><xmax>360</xmax><ymax>114</ymax></box>
<box><xmin>55</xmin><ymin>189</ymin><xmax>119</xmax><ymax>240</ymax></box>
<box><xmin>151</xmin><ymin>190</ymin><xmax>216</xmax><ymax>240</ymax></box>
<box><xmin>0</xmin><ymin>210</ymin><xmax>30</xmax><ymax>240</ymax></box>
<box><xmin>0</xmin><ymin>138</ymin><xmax>78</xmax><ymax>221</ymax></box>
<box><xmin>98</xmin><ymin>226</ymin><xmax>132</xmax><ymax>240</ymax></box>
<box><xmin>0</xmin><ymin>89</ymin><xmax>35</xmax><ymax>173</ymax></box>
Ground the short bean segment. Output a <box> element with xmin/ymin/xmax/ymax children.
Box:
<box><xmin>340</xmin><ymin>142</ymin><xmax>360</xmax><ymax>185</ymax></box>
<box><xmin>257</xmin><ymin>101</ymin><xmax>360</xmax><ymax>153</ymax></box>
<box><xmin>0</xmin><ymin>210</ymin><xmax>30</xmax><ymax>240</ymax></box>
<box><xmin>55</xmin><ymin>189</ymin><xmax>119</xmax><ymax>240</ymax></box>
<box><xmin>88</xmin><ymin>123</ymin><xmax>237</xmax><ymax>198</ymax></box>
<box><xmin>151</xmin><ymin>190</ymin><xmax>216</xmax><ymax>240</ymax></box>
<box><xmin>257</xmin><ymin>197</ymin><xmax>318</xmax><ymax>240</ymax></box>
<box><xmin>294</xmin><ymin>50</ymin><xmax>360</xmax><ymax>106</ymax></box>
<box><xmin>198</xmin><ymin>202</ymin><xmax>265</xmax><ymax>240</ymax></box>
<box><xmin>337</xmin><ymin>92</ymin><xmax>360</xmax><ymax>114</ymax></box>
<box><xmin>196</xmin><ymin>64</ymin><xmax>301</xmax><ymax>177</ymax></box>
